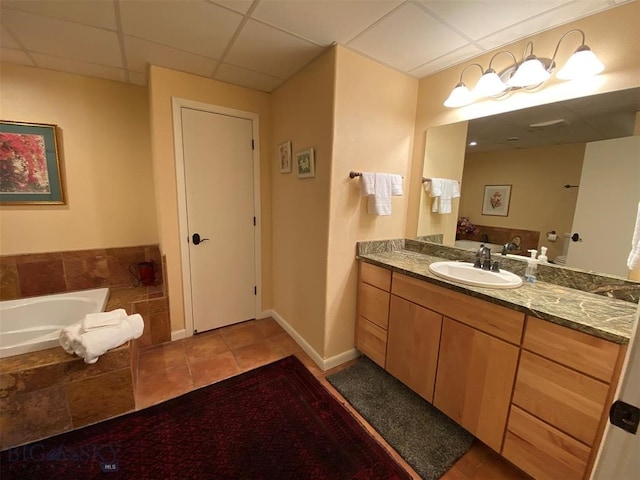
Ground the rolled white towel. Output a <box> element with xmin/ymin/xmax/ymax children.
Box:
<box><xmin>77</xmin><ymin>314</ymin><xmax>145</xmax><ymax>364</ymax></box>
<box><xmin>82</xmin><ymin>309</ymin><xmax>127</xmax><ymax>332</ymax></box>
<box><xmin>59</xmin><ymin>322</ymin><xmax>82</xmax><ymax>354</ymax></box>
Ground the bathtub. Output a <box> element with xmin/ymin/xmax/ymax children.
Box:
<box><xmin>454</xmin><ymin>239</ymin><xmax>506</xmax><ymax>254</ymax></box>
<box><xmin>0</xmin><ymin>288</ymin><xmax>109</xmax><ymax>359</ymax></box>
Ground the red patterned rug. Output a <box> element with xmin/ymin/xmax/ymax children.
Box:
<box><xmin>1</xmin><ymin>356</ymin><xmax>411</xmax><ymax>479</ymax></box>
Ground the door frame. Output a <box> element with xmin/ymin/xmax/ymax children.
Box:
<box><xmin>171</xmin><ymin>97</ymin><xmax>262</xmax><ymax>338</ymax></box>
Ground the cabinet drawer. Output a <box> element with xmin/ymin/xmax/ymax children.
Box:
<box><xmin>355</xmin><ymin>316</ymin><xmax>387</xmax><ymax>368</ymax></box>
<box><xmin>386</xmin><ymin>295</ymin><xmax>442</xmax><ymax>402</ymax></box>
<box><xmin>392</xmin><ymin>273</ymin><xmax>524</xmax><ymax>344</ymax></box>
<box><xmin>523</xmin><ymin>316</ymin><xmax>620</xmax><ymax>383</ymax></box>
<box><xmin>360</xmin><ymin>262</ymin><xmax>391</xmax><ymax>291</ymax></box>
<box><xmin>513</xmin><ymin>351</ymin><xmax>609</xmax><ymax>446</ymax></box>
<box><xmin>503</xmin><ymin>406</ymin><xmax>590</xmax><ymax>480</ymax></box>
<box><xmin>358</xmin><ymin>282</ymin><xmax>390</xmax><ymax>329</ymax></box>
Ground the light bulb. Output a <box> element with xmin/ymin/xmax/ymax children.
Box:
<box><xmin>444</xmin><ymin>83</ymin><xmax>473</xmax><ymax>108</ymax></box>
<box><xmin>473</xmin><ymin>69</ymin><xmax>509</xmax><ymax>98</ymax></box>
<box><xmin>557</xmin><ymin>46</ymin><xmax>604</xmax><ymax>80</ymax></box>
<box><xmin>507</xmin><ymin>56</ymin><xmax>550</xmax><ymax>88</ymax></box>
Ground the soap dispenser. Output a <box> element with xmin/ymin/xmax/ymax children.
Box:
<box><xmin>525</xmin><ymin>249</ymin><xmax>538</xmax><ymax>283</ymax></box>
<box><xmin>538</xmin><ymin>247</ymin><xmax>548</xmax><ymax>263</ymax></box>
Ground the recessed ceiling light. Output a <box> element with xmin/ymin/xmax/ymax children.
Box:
<box><xmin>468</xmin><ymin>141</ymin><xmax>478</xmax><ymax>147</ymax></box>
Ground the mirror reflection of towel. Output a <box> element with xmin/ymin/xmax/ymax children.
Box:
<box><xmin>425</xmin><ymin>178</ymin><xmax>459</xmax><ymax>214</ymax></box>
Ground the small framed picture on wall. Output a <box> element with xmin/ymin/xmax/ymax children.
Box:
<box><xmin>278</xmin><ymin>141</ymin><xmax>292</xmax><ymax>173</ymax></box>
<box><xmin>296</xmin><ymin>148</ymin><xmax>315</xmax><ymax>179</ymax></box>
<box><xmin>482</xmin><ymin>185</ymin><xmax>511</xmax><ymax>216</ymax></box>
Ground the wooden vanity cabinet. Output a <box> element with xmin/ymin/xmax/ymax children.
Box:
<box><xmin>391</xmin><ymin>272</ymin><xmax>524</xmax><ymax>452</ymax></box>
<box><xmin>386</xmin><ymin>295</ymin><xmax>442</xmax><ymax>402</ymax></box>
<box><xmin>355</xmin><ymin>262</ymin><xmax>391</xmax><ymax>367</ymax></box>
<box><xmin>502</xmin><ymin>316</ymin><xmax>625</xmax><ymax>480</ymax></box>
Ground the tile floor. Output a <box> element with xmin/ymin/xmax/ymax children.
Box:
<box><xmin>135</xmin><ymin>317</ymin><xmax>530</xmax><ymax>480</ymax></box>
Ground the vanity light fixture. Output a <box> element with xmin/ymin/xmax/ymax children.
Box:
<box><xmin>444</xmin><ymin>29</ymin><xmax>604</xmax><ymax>108</ymax></box>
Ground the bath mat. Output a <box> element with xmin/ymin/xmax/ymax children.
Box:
<box><xmin>0</xmin><ymin>355</ymin><xmax>410</xmax><ymax>480</ymax></box>
<box><xmin>327</xmin><ymin>356</ymin><xmax>474</xmax><ymax>480</ymax></box>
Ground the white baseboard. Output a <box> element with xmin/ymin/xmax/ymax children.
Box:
<box><xmin>171</xmin><ymin>329</ymin><xmax>186</xmax><ymax>341</ymax></box>
<box><xmin>267</xmin><ymin>309</ymin><xmax>360</xmax><ymax>372</ymax></box>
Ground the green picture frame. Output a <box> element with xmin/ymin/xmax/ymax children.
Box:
<box><xmin>0</xmin><ymin>120</ymin><xmax>66</xmax><ymax>204</ymax></box>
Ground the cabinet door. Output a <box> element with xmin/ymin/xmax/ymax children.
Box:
<box><xmin>386</xmin><ymin>295</ymin><xmax>442</xmax><ymax>402</ymax></box>
<box><xmin>434</xmin><ymin>318</ymin><xmax>519</xmax><ymax>452</ymax></box>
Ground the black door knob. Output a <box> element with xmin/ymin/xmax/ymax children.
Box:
<box><xmin>571</xmin><ymin>233</ymin><xmax>583</xmax><ymax>242</ymax></box>
<box><xmin>192</xmin><ymin>233</ymin><xmax>209</xmax><ymax>245</ymax></box>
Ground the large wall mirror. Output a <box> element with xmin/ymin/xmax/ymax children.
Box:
<box><xmin>418</xmin><ymin>87</ymin><xmax>640</xmax><ymax>278</ymax></box>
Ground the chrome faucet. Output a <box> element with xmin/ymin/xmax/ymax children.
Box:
<box><xmin>502</xmin><ymin>241</ymin><xmax>518</xmax><ymax>255</ymax></box>
<box><xmin>474</xmin><ymin>245</ymin><xmax>492</xmax><ymax>270</ymax></box>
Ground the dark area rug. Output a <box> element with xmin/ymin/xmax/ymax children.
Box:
<box><xmin>0</xmin><ymin>356</ymin><xmax>411</xmax><ymax>480</ymax></box>
<box><xmin>327</xmin><ymin>357</ymin><xmax>474</xmax><ymax>480</ymax></box>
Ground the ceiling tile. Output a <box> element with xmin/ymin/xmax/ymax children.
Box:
<box><xmin>1</xmin><ymin>9</ymin><xmax>122</xmax><ymax>67</ymax></box>
<box><xmin>409</xmin><ymin>44</ymin><xmax>483</xmax><ymax>78</ymax></box>
<box><xmin>1</xmin><ymin>26</ymin><xmax>20</xmax><ymax>49</ymax></box>
<box><xmin>419</xmin><ymin>0</ymin><xmax>571</xmax><ymax>41</ymax></box>
<box><xmin>129</xmin><ymin>71</ymin><xmax>148</xmax><ymax>86</ymax></box>
<box><xmin>31</xmin><ymin>53</ymin><xmax>126</xmax><ymax>83</ymax></box>
<box><xmin>124</xmin><ymin>36</ymin><xmax>217</xmax><ymax>78</ymax></box>
<box><xmin>252</xmin><ymin>0</ymin><xmax>402</xmax><ymax>46</ymax></box>
<box><xmin>119</xmin><ymin>1</ymin><xmax>242</xmax><ymax>59</ymax></box>
<box><xmin>1</xmin><ymin>0</ymin><xmax>117</xmax><ymax>30</ymax></box>
<box><xmin>1</xmin><ymin>48</ymin><xmax>34</xmax><ymax>66</ymax></box>
<box><xmin>210</xmin><ymin>0</ymin><xmax>254</xmax><ymax>15</ymax></box>
<box><xmin>477</xmin><ymin>1</ymin><xmax>614</xmax><ymax>53</ymax></box>
<box><xmin>347</xmin><ymin>2</ymin><xmax>469</xmax><ymax>72</ymax></box>
<box><xmin>215</xmin><ymin>62</ymin><xmax>284</xmax><ymax>92</ymax></box>
<box><xmin>225</xmin><ymin>19</ymin><xmax>325</xmax><ymax>79</ymax></box>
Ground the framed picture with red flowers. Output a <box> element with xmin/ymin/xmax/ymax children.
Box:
<box><xmin>482</xmin><ymin>184</ymin><xmax>511</xmax><ymax>216</ymax></box>
<box><xmin>0</xmin><ymin>120</ymin><xmax>65</xmax><ymax>204</ymax></box>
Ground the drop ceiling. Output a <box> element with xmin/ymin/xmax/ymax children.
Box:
<box><xmin>0</xmin><ymin>0</ymin><xmax>631</xmax><ymax>92</ymax></box>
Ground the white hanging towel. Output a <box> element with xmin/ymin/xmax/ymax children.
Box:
<box><xmin>359</xmin><ymin>172</ymin><xmax>375</xmax><ymax>196</ymax></box>
<box><xmin>367</xmin><ymin>173</ymin><xmax>393</xmax><ymax>216</ymax></box>
<box><xmin>425</xmin><ymin>178</ymin><xmax>459</xmax><ymax>214</ymax></box>
<box><xmin>627</xmin><ymin>201</ymin><xmax>640</xmax><ymax>270</ymax></box>
<box><xmin>390</xmin><ymin>174</ymin><xmax>403</xmax><ymax>196</ymax></box>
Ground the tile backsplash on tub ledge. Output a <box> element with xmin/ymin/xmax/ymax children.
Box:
<box><xmin>0</xmin><ymin>244</ymin><xmax>164</xmax><ymax>301</ymax></box>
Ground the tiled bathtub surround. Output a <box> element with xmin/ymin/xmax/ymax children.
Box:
<box><xmin>0</xmin><ymin>343</ymin><xmax>135</xmax><ymax>450</ymax></box>
<box><xmin>0</xmin><ymin>245</ymin><xmax>163</xmax><ymax>301</ymax></box>
<box><xmin>357</xmin><ymin>240</ymin><xmax>640</xmax><ymax>303</ymax></box>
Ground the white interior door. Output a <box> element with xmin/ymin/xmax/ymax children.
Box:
<box><xmin>181</xmin><ymin>107</ymin><xmax>256</xmax><ymax>333</ymax></box>
<box><xmin>566</xmin><ymin>136</ymin><xmax>640</xmax><ymax>277</ymax></box>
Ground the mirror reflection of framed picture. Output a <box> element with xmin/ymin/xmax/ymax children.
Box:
<box><xmin>296</xmin><ymin>148</ymin><xmax>315</xmax><ymax>179</ymax></box>
<box><xmin>278</xmin><ymin>141</ymin><xmax>292</xmax><ymax>173</ymax></box>
<box><xmin>482</xmin><ymin>185</ymin><xmax>511</xmax><ymax>216</ymax></box>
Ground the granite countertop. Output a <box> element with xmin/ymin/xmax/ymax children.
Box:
<box><xmin>359</xmin><ymin>249</ymin><xmax>637</xmax><ymax>344</ymax></box>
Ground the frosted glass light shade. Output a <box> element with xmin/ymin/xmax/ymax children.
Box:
<box><xmin>474</xmin><ymin>70</ymin><xmax>508</xmax><ymax>98</ymax></box>
<box><xmin>507</xmin><ymin>56</ymin><xmax>550</xmax><ymax>88</ymax></box>
<box><xmin>444</xmin><ymin>83</ymin><xmax>473</xmax><ymax>108</ymax></box>
<box><xmin>556</xmin><ymin>47</ymin><xmax>604</xmax><ymax>80</ymax></box>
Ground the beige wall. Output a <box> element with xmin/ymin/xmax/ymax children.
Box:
<box><xmin>460</xmin><ymin>143</ymin><xmax>585</xmax><ymax>259</ymax></box>
<box><xmin>271</xmin><ymin>49</ymin><xmax>335</xmax><ymax>355</ymax></box>
<box><xmin>325</xmin><ymin>46</ymin><xmax>418</xmax><ymax>357</ymax></box>
<box><xmin>416</xmin><ymin>121</ymin><xmax>468</xmax><ymax>244</ymax></box>
<box><xmin>0</xmin><ymin>64</ymin><xmax>158</xmax><ymax>254</ymax></box>
<box><xmin>407</xmin><ymin>2</ymin><xmax>640</xmax><ymax>239</ymax></box>
<box><xmin>148</xmin><ymin>66</ymin><xmax>272</xmax><ymax>332</ymax></box>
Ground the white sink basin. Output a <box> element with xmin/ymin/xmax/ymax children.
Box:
<box><xmin>428</xmin><ymin>261</ymin><xmax>523</xmax><ymax>289</ymax></box>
